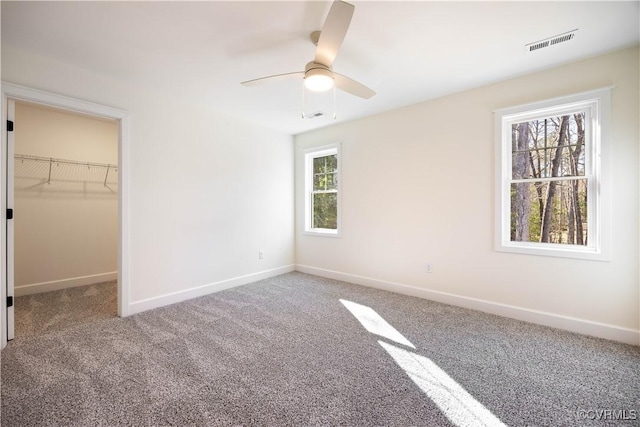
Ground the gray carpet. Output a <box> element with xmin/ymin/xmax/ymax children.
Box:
<box><xmin>1</xmin><ymin>272</ymin><xmax>639</xmax><ymax>426</ymax></box>
<box><xmin>14</xmin><ymin>281</ymin><xmax>117</xmax><ymax>338</ymax></box>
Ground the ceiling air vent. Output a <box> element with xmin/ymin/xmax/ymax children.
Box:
<box><xmin>525</xmin><ymin>29</ymin><xmax>578</xmax><ymax>53</ymax></box>
<box><xmin>303</xmin><ymin>111</ymin><xmax>324</xmax><ymax>119</ymax></box>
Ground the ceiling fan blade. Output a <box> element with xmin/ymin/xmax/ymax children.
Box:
<box><xmin>334</xmin><ymin>73</ymin><xmax>376</xmax><ymax>99</ymax></box>
<box><xmin>241</xmin><ymin>72</ymin><xmax>304</xmax><ymax>87</ymax></box>
<box><xmin>315</xmin><ymin>0</ymin><xmax>354</xmax><ymax>67</ymax></box>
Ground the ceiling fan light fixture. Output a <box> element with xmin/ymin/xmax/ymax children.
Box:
<box><xmin>240</xmin><ymin>1</ymin><xmax>376</xmax><ymax>102</ymax></box>
<box><xmin>304</xmin><ymin>67</ymin><xmax>334</xmax><ymax>92</ymax></box>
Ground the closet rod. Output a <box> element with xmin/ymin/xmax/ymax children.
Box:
<box><xmin>14</xmin><ymin>154</ymin><xmax>117</xmax><ymax>169</ymax></box>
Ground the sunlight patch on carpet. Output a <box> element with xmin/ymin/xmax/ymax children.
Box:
<box><xmin>379</xmin><ymin>341</ymin><xmax>506</xmax><ymax>427</ymax></box>
<box><xmin>341</xmin><ymin>299</ymin><xmax>505</xmax><ymax>427</ymax></box>
<box><xmin>340</xmin><ymin>299</ymin><xmax>415</xmax><ymax>348</ymax></box>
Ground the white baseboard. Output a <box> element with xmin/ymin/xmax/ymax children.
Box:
<box><xmin>15</xmin><ymin>272</ymin><xmax>118</xmax><ymax>296</ymax></box>
<box><xmin>128</xmin><ymin>265</ymin><xmax>295</xmax><ymax>315</ymax></box>
<box><xmin>295</xmin><ymin>264</ymin><xmax>640</xmax><ymax>346</ymax></box>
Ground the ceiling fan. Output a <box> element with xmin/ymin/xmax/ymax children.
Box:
<box><xmin>240</xmin><ymin>0</ymin><xmax>375</xmax><ymax>100</ymax></box>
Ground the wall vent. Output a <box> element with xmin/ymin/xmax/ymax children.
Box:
<box><xmin>525</xmin><ymin>29</ymin><xmax>577</xmax><ymax>53</ymax></box>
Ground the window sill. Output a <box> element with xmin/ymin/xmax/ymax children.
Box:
<box><xmin>303</xmin><ymin>229</ymin><xmax>341</xmax><ymax>238</ymax></box>
<box><xmin>496</xmin><ymin>242</ymin><xmax>610</xmax><ymax>262</ymax></box>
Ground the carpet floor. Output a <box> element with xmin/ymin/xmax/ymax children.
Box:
<box><xmin>1</xmin><ymin>272</ymin><xmax>638</xmax><ymax>426</ymax></box>
<box><xmin>14</xmin><ymin>281</ymin><xmax>117</xmax><ymax>338</ymax></box>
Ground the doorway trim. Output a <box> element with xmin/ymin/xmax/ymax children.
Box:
<box><xmin>1</xmin><ymin>82</ymin><xmax>131</xmax><ymax>348</ymax></box>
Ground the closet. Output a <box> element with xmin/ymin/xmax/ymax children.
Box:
<box><xmin>12</xmin><ymin>101</ymin><xmax>118</xmax><ymax>335</ymax></box>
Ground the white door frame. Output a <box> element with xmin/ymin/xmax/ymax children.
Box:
<box><xmin>5</xmin><ymin>99</ymin><xmax>15</xmax><ymax>341</ymax></box>
<box><xmin>1</xmin><ymin>82</ymin><xmax>131</xmax><ymax>348</ymax></box>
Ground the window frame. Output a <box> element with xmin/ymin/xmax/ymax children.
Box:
<box><xmin>304</xmin><ymin>143</ymin><xmax>342</xmax><ymax>237</ymax></box>
<box><xmin>494</xmin><ymin>88</ymin><xmax>611</xmax><ymax>261</ymax></box>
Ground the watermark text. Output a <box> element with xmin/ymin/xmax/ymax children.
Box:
<box><xmin>576</xmin><ymin>408</ymin><xmax>637</xmax><ymax>421</ymax></box>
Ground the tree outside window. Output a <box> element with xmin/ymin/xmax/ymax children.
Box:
<box><xmin>312</xmin><ymin>154</ymin><xmax>338</xmax><ymax>229</ymax></box>
<box><xmin>511</xmin><ymin>113</ymin><xmax>587</xmax><ymax>245</ymax></box>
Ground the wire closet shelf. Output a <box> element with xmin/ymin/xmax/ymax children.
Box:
<box><xmin>14</xmin><ymin>154</ymin><xmax>118</xmax><ymax>186</ymax></box>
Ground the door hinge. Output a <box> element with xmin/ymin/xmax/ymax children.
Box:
<box><xmin>6</xmin><ymin>208</ymin><xmax>13</xmax><ymax>220</ymax></box>
<box><xmin>7</xmin><ymin>120</ymin><xmax>13</xmax><ymax>132</ymax></box>
<box><xmin>7</xmin><ymin>296</ymin><xmax>13</xmax><ymax>308</ymax></box>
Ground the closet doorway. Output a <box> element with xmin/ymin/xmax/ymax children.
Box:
<box><xmin>13</xmin><ymin>101</ymin><xmax>118</xmax><ymax>337</ymax></box>
<box><xmin>2</xmin><ymin>83</ymin><xmax>131</xmax><ymax>346</ymax></box>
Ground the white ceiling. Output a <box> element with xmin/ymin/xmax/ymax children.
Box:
<box><xmin>2</xmin><ymin>1</ymin><xmax>639</xmax><ymax>135</ymax></box>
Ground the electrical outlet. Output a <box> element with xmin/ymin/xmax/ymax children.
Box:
<box><xmin>259</xmin><ymin>251</ymin><xmax>264</xmax><ymax>260</ymax></box>
<box><xmin>425</xmin><ymin>264</ymin><xmax>433</xmax><ymax>273</ymax></box>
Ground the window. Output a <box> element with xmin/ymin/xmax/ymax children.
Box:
<box><xmin>495</xmin><ymin>89</ymin><xmax>611</xmax><ymax>260</ymax></box>
<box><xmin>305</xmin><ymin>144</ymin><xmax>340</xmax><ymax>236</ymax></box>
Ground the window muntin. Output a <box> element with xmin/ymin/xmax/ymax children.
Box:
<box><xmin>305</xmin><ymin>145</ymin><xmax>340</xmax><ymax>236</ymax></box>
<box><xmin>495</xmin><ymin>89</ymin><xmax>610</xmax><ymax>260</ymax></box>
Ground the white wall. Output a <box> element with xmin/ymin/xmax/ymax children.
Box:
<box><xmin>14</xmin><ymin>102</ymin><xmax>118</xmax><ymax>295</ymax></box>
<box><xmin>295</xmin><ymin>46</ymin><xmax>640</xmax><ymax>344</ymax></box>
<box><xmin>2</xmin><ymin>44</ymin><xmax>295</xmax><ymax>312</ymax></box>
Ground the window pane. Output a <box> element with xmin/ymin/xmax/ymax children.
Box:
<box><xmin>325</xmin><ymin>172</ymin><xmax>337</xmax><ymax>190</ymax></box>
<box><xmin>313</xmin><ymin>154</ymin><xmax>337</xmax><ymax>174</ymax></box>
<box><xmin>313</xmin><ymin>192</ymin><xmax>337</xmax><ymax>229</ymax></box>
<box><xmin>512</xmin><ymin>113</ymin><xmax>586</xmax><ymax>180</ymax></box>
<box><xmin>510</xmin><ymin>179</ymin><xmax>588</xmax><ymax>245</ymax></box>
<box><xmin>325</xmin><ymin>154</ymin><xmax>337</xmax><ymax>171</ymax></box>
<box><xmin>313</xmin><ymin>173</ymin><xmax>325</xmax><ymax>191</ymax></box>
<box><xmin>312</xmin><ymin>154</ymin><xmax>338</xmax><ymax>191</ymax></box>
<box><xmin>313</xmin><ymin>156</ymin><xmax>326</xmax><ymax>174</ymax></box>
<box><xmin>313</xmin><ymin>173</ymin><xmax>338</xmax><ymax>191</ymax></box>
